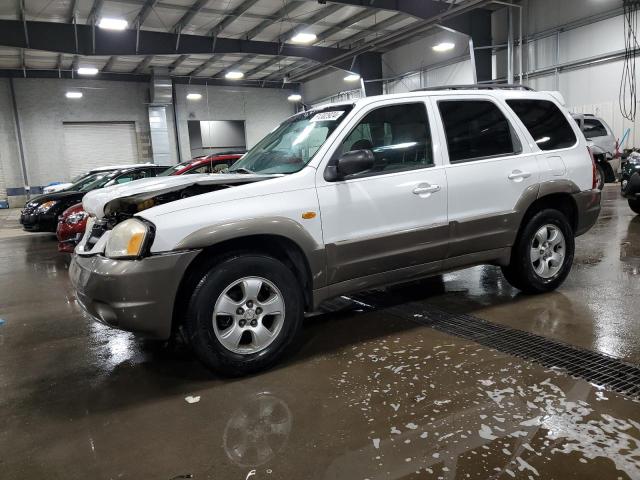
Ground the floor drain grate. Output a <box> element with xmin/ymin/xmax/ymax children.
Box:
<box><xmin>345</xmin><ymin>294</ymin><xmax>640</xmax><ymax>399</ymax></box>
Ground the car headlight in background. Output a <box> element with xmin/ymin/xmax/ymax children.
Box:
<box><xmin>66</xmin><ymin>211</ymin><xmax>89</xmax><ymax>225</ymax></box>
<box><xmin>626</xmin><ymin>152</ymin><xmax>640</xmax><ymax>165</ymax></box>
<box><xmin>36</xmin><ymin>200</ymin><xmax>58</xmax><ymax>213</ymax></box>
<box><xmin>104</xmin><ymin>218</ymin><xmax>150</xmax><ymax>259</ymax></box>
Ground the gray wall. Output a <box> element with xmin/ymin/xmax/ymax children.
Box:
<box><xmin>0</xmin><ymin>77</ymin><xmax>153</xmax><ymax>206</ymax></box>
<box><xmin>174</xmin><ymin>84</ymin><xmax>296</xmax><ymax>161</ymax></box>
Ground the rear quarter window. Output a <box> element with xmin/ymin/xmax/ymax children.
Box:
<box><xmin>506</xmin><ymin>99</ymin><xmax>577</xmax><ymax>151</ymax></box>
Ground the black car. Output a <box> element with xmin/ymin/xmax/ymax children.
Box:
<box><xmin>20</xmin><ymin>165</ymin><xmax>166</xmax><ymax>232</ymax></box>
<box><xmin>621</xmin><ymin>155</ymin><xmax>640</xmax><ymax>215</ymax></box>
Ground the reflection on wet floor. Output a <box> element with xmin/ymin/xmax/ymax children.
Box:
<box><xmin>1</xmin><ymin>187</ymin><xmax>639</xmax><ymax>479</ymax></box>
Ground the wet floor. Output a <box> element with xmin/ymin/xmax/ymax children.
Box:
<box><xmin>1</xmin><ymin>186</ymin><xmax>639</xmax><ymax>480</ymax></box>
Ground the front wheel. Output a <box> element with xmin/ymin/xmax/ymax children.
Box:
<box><xmin>629</xmin><ymin>198</ymin><xmax>640</xmax><ymax>215</ymax></box>
<box><xmin>501</xmin><ymin>209</ymin><xmax>575</xmax><ymax>294</ymax></box>
<box><xmin>184</xmin><ymin>254</ymin><xmax>304</xmax><ymax>376</ymax></box>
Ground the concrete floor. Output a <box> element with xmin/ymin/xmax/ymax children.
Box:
<box><xmin>1</xmin><ymin>185</ymin><xmax>639</xmax><ymax>480</ymax></box>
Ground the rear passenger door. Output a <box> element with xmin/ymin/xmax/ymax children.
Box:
<box><xmin>432</xmin><ymin>95</ymin><xmax>540</xmax><ymax>257</ymax></box>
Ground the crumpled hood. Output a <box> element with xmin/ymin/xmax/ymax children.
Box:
<box><xmin>82</xmin><ymin>173</ymin><xmax>274</xmax><ymax>218</ymax></box>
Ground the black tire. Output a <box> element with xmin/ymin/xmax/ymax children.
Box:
<box><xmin>184</xmin><ymin>253</ymin><xmax>304</xmax><ymax>376</ymax></box>
<box><xmin>501</xmin><ymin>209</ymin><xmax>575</xmax><ymax>294</ymax></box>
<box><xmin>629</xmin><ymin>198</ymin><xmax>640</xmax><ymax>215</ymax></box>
<box><xmin>595</xmin><ymin>163</ymin><xmax>605</xmax><ymax>190</ymax></box>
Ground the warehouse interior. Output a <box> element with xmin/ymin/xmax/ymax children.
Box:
<box><xmin>1</xmin><ymin>0</ymin><xmax>640</xmax><ymax>478</ymax></box>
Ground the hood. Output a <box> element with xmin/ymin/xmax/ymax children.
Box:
<box><xmin>26</xmin><ymin>190</ymin><xmax>84</xmax><ymax>207</ymax></box>
<box><xmin>62</xmin><ymin>202</ymin><xmax>84</xmax><ymax>217</ymax></box>
<box><xmin>82</xmin><ymin>173</ymin><xmax>276</xmax><ymax>218</ymax></box>
<box><xmin>43</xmin><ymin>183</ymin><xmax>73</xmax><ymax>194</ymax></box>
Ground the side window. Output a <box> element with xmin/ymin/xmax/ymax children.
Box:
<box><xmin>185</xmin><ymin>164</ymin><xmax>211</xmax><ymax>174</ymax></box>
<box><xmin>338</xmin><ymin>102</ymin><xmax>433</xmax><ymax>176</ymax></box>
<box><xmin>114</xmin><ymin>175</ymin><xmax>134</xmax><ymax>184</ymax></box>
<box><xmin>438</xmin><ymin>100</ymin><xmax>522</xmax><ymax>163</ymax></box>
<box><xmin>582</xmin><ymin>119</ymin><xmax>608</xmax><ymax>139</ymax></box>
<box><xmin>506</xmin><ymin>99</ymin><xmax>577</xmax><ymax>150</ymax></box>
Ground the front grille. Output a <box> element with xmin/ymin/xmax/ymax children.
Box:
<box><xmin>337</xmin><ymin>293</ymin><xmax>640</xmax><ymax>399</ymax></box>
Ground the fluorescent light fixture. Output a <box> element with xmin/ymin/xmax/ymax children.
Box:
<box><xmin>290</xmin><ymin>32</ymin><xmax>317</xmax><ymax>44</ymax></box>
<box><xmin>288</xmin><ymin>94</ymin><xmax>302</xmax><ymax>102</ymax></box>
<box><xmin>432</xmin><ymin>42</ymin><xmax>455</xmax><ymax>52</ymax></box>
<box><xmin>77</xmin><ymin>67</ymin><xmax>98</xmax><ymax>75</ymax></box>
<box><xmin>186</xmin><ymin>93</ymin><xmax>202</xmax><ymax>100</ymax></box>
<box><xmin>65</xmin><ymin>92</ymin><xmax>83</xmax><ymax>99</ymax></box>
<box><xmin>344</xmin><ymin>73</ymin><xmax>361</xmax><ymax>82</ymax></box>
<box><xmin>225</xmin><ymin>71</ymin><xmax>244</xmax><ymax>80</ymax></box>
<box><xmin>98</xmin><ymin>18</ymin><xmax>128</xmax><ymax>30</ymax></box>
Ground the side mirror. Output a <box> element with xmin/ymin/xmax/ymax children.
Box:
<box><xmin>324</xmin><ymin>149</ymin><xmax>374</xmax><ymax>181</ymax></box>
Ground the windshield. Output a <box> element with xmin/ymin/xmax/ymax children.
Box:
<box><xmin>69</xmin><ymin>173</ymin><xmax>104</xmax><ymax>191</ymax></box>
<box><xmin>158</xmin><ymin>161</ymin><xmax>193</xmax><ymax>176</ymax></box>
<box><xmin>229</xmin><ymin>105</ymin><xmax>353</xmax><ymax>174</ymax></box>
<box><xmin>76</xmin><ymin>172</ymin><xmax>118</xmax><ymax>192</ymax></box>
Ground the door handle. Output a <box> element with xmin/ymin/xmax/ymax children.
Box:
<box><xmin>508</xmin><ymin>170</ymin><xmax>532</xmax><ymax>181</ymax></box>
<box><xmin>413</xmin><ymin>184</ymin><xmax>441</xmax><ymax>195</ymax></box>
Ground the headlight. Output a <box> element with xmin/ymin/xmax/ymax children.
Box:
<box><xmin>66</xmin><ymin>211</ymin><xmax>88</xmax><ymax>225</ymax></box>
<box><xmin>104</xmin><ymin>218</ymin><xmax>150</xmax><ymax>259</ymax></box>
<box><xmin>36</xmin><ymin>200</ymin><xmax>58</xmax><ymax>213</ymax></box>
<box><xmin>626</xmin><ymin>153</ymin><xmax>640</xmax><ymax>165</ymax></box>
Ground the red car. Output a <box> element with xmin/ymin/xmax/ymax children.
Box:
<box><xmin>57</xmin><ymin>203</ymin><xmax>87</xmax><ymax>253</ymax></box>
<box><xmin>56</xmin><ymin>153</ymin><xmax>243</xmax><ymax>253</ymax></box>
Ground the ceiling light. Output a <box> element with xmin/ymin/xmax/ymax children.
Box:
<box><xmin>432</xmin><ymin>42</ymin><xmax>455</xmax><ymax>52</ymax></box>
<box><xmin>288</xmin><ymin>94</ymin><xmax>302</xmax><ymax>102</ymax></box>
<box><xmin>344</xmin><ymin>73</ymin><xmax>361</xmax><ymax>82</ymax></box>
<box><xmin>98</xmin><ymin>18</ymin><xmax>128</xmax><ymax>30</ymax></box>
<box><xmin>186</xmin><ymin>93</ymin><xmax>202</xmax><ymax>100</ymax></box>
<box><xmin>225</xmin><ymin>71</ymin><xmax>244</xmax><ymax>80</ymax></box>
<box><xmin>77</xmin><ymin>67</ymin><xmax>98</xmax><ymax>75</ymax></box>
<box><xmin>291</xmin><ymin>32</ymin><xmax>317</xmax><ymax>44</ymax></box>
<box><xmin>66</xmin><ymin>92</ymin><xmax>83</xmax><ymax>99</ymax></box>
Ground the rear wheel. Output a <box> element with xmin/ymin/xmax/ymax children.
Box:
<box><xmin>501</xmin><ymin>209</ymin><xmax>575</xmax><ymax>294</ymax></box>
<box><xmin>184</xmin><ymin>254</ymin><xmax>304</xmax><ymax>376</ymax></box>
<box><xmin>629</xmin><ymin>198</ymin><xmax>640</xmax><ymax>215</ymax></box>
<box><xmin>595</xmin><ymin>163</ymin><xmax>605</xmax><ymax>190</ymax></box>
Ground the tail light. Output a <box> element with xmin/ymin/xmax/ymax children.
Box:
<box><xmin>588</xmin><ymin>146</ymin><xmax>597</xmax><ymax>189</ymax></box>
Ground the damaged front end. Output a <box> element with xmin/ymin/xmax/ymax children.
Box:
<box><xmin>76</xmin><ymin>173</ymin><xmax>275</xmax><ymax>255</ymax></box>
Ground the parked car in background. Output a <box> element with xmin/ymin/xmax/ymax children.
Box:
<box><xmin>71</xmin><ymin>87</ymin><xmax>600</xmax><ymax>375</ymax></box>
<box><xmin>42</xmin><ymin>163</ymin><xmax>154</xmax><ymax>194</ymax></box>
<box><xmin>572</xmin><ymin>113</ymin><xmax>618</xmax><ymax>189</ymax></box>
<box><xmin>55</xmin><ymin>155</ymin><xmax>243</xmax><ymax>251</ymax></box>
<box><xmin>56</xmin><ymin>203</ymin><xmax>87</xmax><ymax>252</ymax></box>
<box><xmin>621</xmin><ymin>151</ymin><xmax>640</xmax><ymax>214</ymax></box>
<box><xmin>159</xmin><ymin>152</ymin><xmax>244</xmax><ymax>176</ymax></box>
<box><xmin>21</xmin><ymin>165</ymin><xmax>165</xmax><ymax>232</ymax></box>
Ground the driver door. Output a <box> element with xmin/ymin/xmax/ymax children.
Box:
<box><xmin>315</xmin><ymin>98</ymin><xmax>448</xmax><ymax>287</ymax></box>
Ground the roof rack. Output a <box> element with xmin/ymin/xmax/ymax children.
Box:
<box><xmin>412</xmin><ymin>84</ymin><xmax>535</xmax><ymax>92</ymax></box>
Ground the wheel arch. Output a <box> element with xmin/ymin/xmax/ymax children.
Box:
<box><xmin>515</xmin><ymin>190</ymin><xmax>579</xmax><ymax>248</ymax></box>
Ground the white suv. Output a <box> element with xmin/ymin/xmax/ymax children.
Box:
<box><xmin>70</xmin><ymin>85</ymin><xmax>601</xmax><ymax>375</ymax></box>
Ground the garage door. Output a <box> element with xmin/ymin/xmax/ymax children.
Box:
<box><xmin>62</xmin><ymin>122</ymin><xmax>140</xmax><ymax>178</ymax></box>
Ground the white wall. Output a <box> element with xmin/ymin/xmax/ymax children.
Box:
<box><xmin>0</xmin><ymin>79</ymin><xmax>22</xmax><ymax>203</ymax></box>
<box><xmin>174</xmin><ymin>83</ymin><xmax>296</xmax><ymax>161</ymax></box>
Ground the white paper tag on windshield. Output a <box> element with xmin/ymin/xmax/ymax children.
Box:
<box><xmin>310</xmin><ymin>111</ymin><xmax>345</xmax><ymax>122</ymax></box>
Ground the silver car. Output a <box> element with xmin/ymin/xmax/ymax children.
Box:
<box><xmin>572</xmin><ymin>113</ymin><xmax>618</xmax><ymax>189</ymax></box>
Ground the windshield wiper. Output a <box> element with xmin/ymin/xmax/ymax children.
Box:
<box><xmin>228</xmin><ymin>167</ymin><xmax>255</xmax><ymax>174</ymax></box>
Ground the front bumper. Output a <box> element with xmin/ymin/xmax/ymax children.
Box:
<box><xmin>20</xmin><ymin>211</ymin><xmax>58</xmax><ymax>232</ymax></box>
<box><xmin>70</xmin><ymin>250</ymin><xmax>200</xmax><ymax>339</ymax></box>
<box><xmin>572</xmin><ymin>189</ymin><xmax>601</xmax><ymax>236</ymax></box>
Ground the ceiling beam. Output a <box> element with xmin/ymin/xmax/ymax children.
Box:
<box><xmin>336</xmin><ymin>12</ymin><xmax>410</xmax><ymax>48</ymax></box>
<box><xmin>210</xmin><ymin>54</ymin><xmax>257</xmax><ymax>78</ymax></box>
<box><xmin>290</xmin><ymin>0</ymin><xmax>451</xmax><ymax>21</ymax></box>
<box><xmin>187</xmin><ymin>55</ymin><xmax>220</xmax><ymax>76</ymax></box>
<box><xmin>170</xmin><ymin>54</ymin><xmax>190</xmax><ymax>70</ymax></box>
<box><xmin>133</xmin><ymin>55</ymin><xmax>154</xmax><ymax>73</ymax></box>
<box><xmin>0</xmin><ymin>20</ymin><xmax>348</xmax><ymax>63</ymax></box>
<box><xmin>67</xmin><ymin>0</ymin><xmax>78</xmax><ymax>23</ymax></box>
<box><xmin>244</xmin><ymin>1</ymin><xmax>305</xmax><ymax>40</ymax></box>
<box><xmin>132</xmin><ymin>0</ymin><xmax>160</xmax><ymax>28</ymax></box>
<box><xmin>171</xmin><ymin>0</ymin><xmax>209</xmax><ymax>33</ymax></box>
<box><xmin>87</xmin><ymin>0</ymin><xmax>105</xmax><ymax>25</ymax></box>
<box><xmin>102</xmin><ymin>56</ymin><xmax>117</xmax><ymax>72</ymax></box>
<box><xmin>207</xmin><ymin>0</ymin><xmax>261</xmax><ymax>37</ymax></box>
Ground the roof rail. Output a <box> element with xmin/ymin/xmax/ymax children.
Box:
<box><xmin>412</xmin><ymin>84</ymin><xmax>535</xmax><ymax>92</ymax></box>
